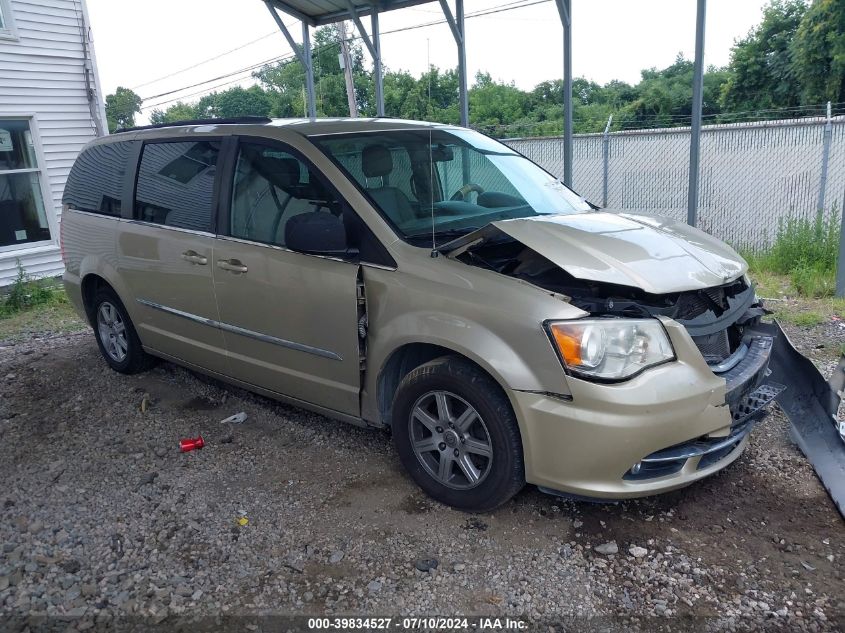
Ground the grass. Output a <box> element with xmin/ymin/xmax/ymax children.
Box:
<box><xmin>748</xmin><ymin>268</ymin><xmax>845</xmax><ymax>326</ymax></box>
<box><xmin>0</xmin><ymin>263</ymin><xmax>86</xmax><ymax>343</ymax></box>
<box><xmin>739</xmin><ymin>210</ymin><xmax>841</xmax><ymax>299</ymax></box>
<box><xmin>789</xmin><ymin>311</ymin><xmax>826</xmax><ymax>327</ymax></box>
<box><xmin>0</xmin><ymin>301</ymin><xmax>86</xmax><ymax>343</ymax></box>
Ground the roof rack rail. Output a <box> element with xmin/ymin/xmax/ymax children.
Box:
<box><xmin>114</xmin><ymin>116</ymin><xmax>272</xmax><ymax>134</ymax></box>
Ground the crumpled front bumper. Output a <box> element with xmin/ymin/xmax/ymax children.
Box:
<box><xmin>513</xmin><ymin>319</ymin><xmax>779</xmax><ymax>499</ymax></box>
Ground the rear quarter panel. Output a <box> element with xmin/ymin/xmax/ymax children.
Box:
<box><xmin>61</xmin><ymin>209</ymin><xmax>122</xmax><ymax>322</ymax></box>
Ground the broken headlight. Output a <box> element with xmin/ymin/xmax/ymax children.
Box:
<box><xmin>546</xmin><ymin>318</ymin><xmax>675</xmax><ymax>381</ymax></box>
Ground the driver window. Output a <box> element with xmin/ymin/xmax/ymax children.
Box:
<box><xmin>229</xmin><ymin>142</ymin><xmax>339</xmax><ymax>247</ymax></box>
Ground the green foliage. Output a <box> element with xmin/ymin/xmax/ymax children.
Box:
<box><xmin>149</xmin><ymin>101</ymin><xmax>199</xmax><ymax>125</ymax></box>
<box><xmin>105</xmin><ymin>87</ymin><xmax>143</xmax><ymax>132</ymax></box>
<box><xmin>743</xmin><ymin>210</ymin><xmax>841</xmax><ymax>297</ymax></box>
<box><xmin>790</xmin><ymin>264</ymin><xmax>836</xmax><ymax>297</ymax></box>
<box><xmin>147</xmin><ymin>0</ymin><xmax>844</xmax><ymax>137</ymax></box>
<box><xmin>789</xmin><ymin>310</ymin><xmax>826</xmax><ymax>326</ymax></box>
<box><xmin>616</xmin><ymin>55</ymin><xmax>730</xmax><ymax>129</ymax></box>
<box><xmin>766</xmin><ymin>211</ymin><xmax>840</xmax><ymax>274</ymax></box>
<box><xmin>1</xmin><ymin>262</ymin><xmax>67</xmax><ymax>317</ymax></box>
<box><xmin>791</xmin><ymin>0</ymin><xmax>845</xmax><ymax>104</ymax></box>
<box><xmin>720</xmin><ymin>0</ymin><xmax>806</xmax><ymax>113</ymax></box>
<box><xmin>195</xmin><ymin>85</ymin><xmax>272</xmax><ymax>119</ymax></box>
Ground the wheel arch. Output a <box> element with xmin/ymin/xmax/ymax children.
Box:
<box><xmin>80</xmin><ymin>273</ymin><xmax>131</xmax><ymax>328</ymax></box>
<box><xmin>376</xmin><ymin>342</ymin><xmax>514</xmax><ymax>429</ymax></box>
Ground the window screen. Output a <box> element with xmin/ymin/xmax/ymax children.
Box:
<box><xmin>229</xmin><ymin>142</ymin><xmax>340</xmax><ymax>247</ymax></box>
<box><xmin>134</xmin><ymin>141</ymin><xmax>220</xmax><ymax>232</ymax></box>
<box><xmin>63</xmin><ymin>141</ymin><xmax>133</xmax><ymax>217</ymax></box>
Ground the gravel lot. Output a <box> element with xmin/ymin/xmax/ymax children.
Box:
<box><xmin>0</xmin><ymin>321</ymin><xmax>843</xmax><ymax>632</ymax></box>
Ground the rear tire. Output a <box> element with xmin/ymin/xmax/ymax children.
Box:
<box><xmin>91</xmin><ymin>288</ymin><xmax>155</xmax><ymax>374</ymax></box>
<box><xmin>392</xmin><ymin>356</ymin><xmax>525</xmax><ymax>512</ymax></box>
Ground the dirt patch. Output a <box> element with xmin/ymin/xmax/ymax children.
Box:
<box><xmin>0</xmin><ymin>331</ymin><xmax>842</xmax><ymax>631</ymax></box>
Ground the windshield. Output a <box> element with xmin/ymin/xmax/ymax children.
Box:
<box><xmin>311</xmin><ymin>128</ymin><xmax>592</xmax><ymax>245</ymax></box>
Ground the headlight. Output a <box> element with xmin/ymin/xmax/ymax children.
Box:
<box><xmin>546</xmin><ymin>318</ymin><xmax>675</xmax><ymax>381</ymax></box>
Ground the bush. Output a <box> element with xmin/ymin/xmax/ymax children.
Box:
<box><xmin>742</xmin><ymin>210</ymin><xmax>840</xmax><ymax>297</ymax></box>
<box><xmin>790</xmin><ymin>263</ymin><xmax>835</xmax><ymax>298</ymax></box>
<box><xmin>768</xmin><ymin>211</ymin><xmax>839</xmax><ymax>274</ymax></box>
<box><xmin>0</xmin><ymin>262</ymin><xmax>66</xmax><ymax>317</ymax></box>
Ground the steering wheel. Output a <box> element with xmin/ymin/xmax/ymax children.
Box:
<box><xmin>450</xmin><ymin>183</ymin><xmax>485</xmax><ymax>202</ymax></box>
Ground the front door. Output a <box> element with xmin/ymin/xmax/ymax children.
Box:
<box><xmin>117</xmin><ymin>139</ymin><xmax>228</xmax><ymax>375</ymax></box>
<box><xmin>212</xmin><ymin>139</ymin><xmax>361</xmax><ymax>416</ymax></box>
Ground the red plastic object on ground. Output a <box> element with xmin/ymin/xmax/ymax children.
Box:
<box><xmin>179</xmin><ymin>435</ymin><xmax>205</xmax><ymax>452</ymax></box>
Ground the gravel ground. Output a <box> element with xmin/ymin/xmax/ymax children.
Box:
<box><xmin>0</xmin><ymin>322</ymin><xmax>843</xmax><ymax>632</ymax></box>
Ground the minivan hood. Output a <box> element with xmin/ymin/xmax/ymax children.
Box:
<box><xmin>438</xmin><ymin>211</ymin><xmax>747</xmax><ymax>294</ymax></box>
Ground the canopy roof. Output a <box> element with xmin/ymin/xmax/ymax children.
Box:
<box><xmin>266</xmin><ymin>0</ymin><xmax>437</xmax><ymax>26</ymax></box>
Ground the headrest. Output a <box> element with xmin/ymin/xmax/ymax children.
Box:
<box><xmin>285</xmin><ymin>211</ymin><xmax>346</xmax><ymax>252</ymax></box>
<box><xmin>362</xmin><ymin>144</ymin><xmax>393</xmax><ymax>178</ymax></box>
<box><xmin>244</xmin><ymin>149</ymin><xmax>301</xmax><ymax>189</ymax></box>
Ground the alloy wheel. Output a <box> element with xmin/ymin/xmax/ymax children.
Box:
<box><xmin>408</xmin><ymin>390</ymin><xmax>493</xmax><ymax>490</ymax></box>
<box><xmin>97</xmin><ymin>301</ymin><xmax>128</xmax><ymax>363</ymax></box>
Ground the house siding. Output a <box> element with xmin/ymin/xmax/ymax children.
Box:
<box><xmin>0</xmin><ymin>0</ymin><xmax>106</xmax><ymax>285</ymax></box>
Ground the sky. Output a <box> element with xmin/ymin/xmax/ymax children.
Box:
<box><xmin>86</xmin><ymin>0</ymin><xmax>768</xmax><ymax>124</ymax></box>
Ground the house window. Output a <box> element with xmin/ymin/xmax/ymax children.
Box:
<box><xmin>0</xmin><ymin>0</ymin><xmax>18</xmax><ymax>40</ymax></box>
<box><xmin>0</xmin><ymin>119</ymin><xmax>52</xmax><ymax>249</ymax></box>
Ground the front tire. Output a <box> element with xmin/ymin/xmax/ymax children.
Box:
<box><xmin>92</xmin><ymin>288</ymin><xmax>155</xmax><ymax>374</ymax></box>
<box><xmin>392</xmin><ymin>356</ymin><xmax>525</xmax><ymax>511</ymax></box>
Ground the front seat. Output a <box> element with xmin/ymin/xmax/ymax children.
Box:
<box><xmin>361</xmin><ymin>144</ymin><xmax>417</xmax><ymax>225</ymax></box>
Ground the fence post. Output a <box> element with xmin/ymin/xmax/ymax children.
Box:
<box><xmin>837</xmin><ymin>185</ymin><xmax>845</xmax><ymax>297</ymax></box>
<box><xmin>818</xmin><ymin>101</ymin><xmax>833</xmax><ymax>212</ymax></box>
<box><xmin>602</xmin><ymin>114</ymin><xmax>612</xmax><ymax>207</ymax></box>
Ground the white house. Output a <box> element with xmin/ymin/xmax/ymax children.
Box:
<box><xmin>0</xmin><ymin>0</ymin><xmax>107</xmax><ymax>286</ymax></box>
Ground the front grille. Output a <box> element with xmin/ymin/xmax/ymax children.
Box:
<box><xmin>692</xmin><ymin>329</ymin><xmax>731</xmax><ymax>363</ymax></box>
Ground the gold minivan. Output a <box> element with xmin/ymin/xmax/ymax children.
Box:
<box><xmin>61</xmin><ymin>117</ymin><xmax>781</xmax><ymax>511</ymax></box>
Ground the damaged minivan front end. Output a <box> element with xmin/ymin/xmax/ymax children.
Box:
<box><xmin>439</xmin><ymin>211</ymin><xmax>785</xmax><ymax>498</ymax></box>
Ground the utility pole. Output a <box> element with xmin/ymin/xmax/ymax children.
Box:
<box><xmin>338</xmin><ymin>21</ymin><xmax>358</xmax><ymax>118</ymax></box>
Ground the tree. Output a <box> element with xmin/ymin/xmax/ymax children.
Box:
<box><xmin>469</xmin><ymin>72</ymin><xmax>529</xmax><ymax>133</ymax></box>
<box><xmin>720</xmin><ymin>0</ymin><xmax>807</xmax><ymax>113</ymax></box>
<box><xmin>149</xmin><ymin>101</ymin><xmax>198</xmax><ymax>125</ymax></box>
<box><xmin>254</xmin><ymin>24</ymin><xmax>372</xmax><ymax>117</ymax></box>
<box><xmin>617</xmin><ymin>55</ymin><xmax>729</xmax><ymax>128</ymax></box>
<box><xmin>194</xmin><ymin>86</ymin><xmax>273</xmax><ymax>119</ymax></box>
<box><xmin>791</xmin><ymin>0</ymin><xmax>845</xmax><ymax>104</ymax></box>
<box><xmin>105</xmin><ymin>87</ymin><xmax>143</xmax><ymax>132</ymax></box>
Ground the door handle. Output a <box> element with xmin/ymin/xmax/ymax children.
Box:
<box><xmin>217</xmin><ymin>259</ymin><xmax>248</xmax><ymax>274</ymax></box>
<box><xmin>181</xmin><ymin>250</ymin><xmax>207</xmax><ymax>265</ymax></box>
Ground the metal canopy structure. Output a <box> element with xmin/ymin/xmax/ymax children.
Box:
<box><xmin>263</xmin><ymin>0</ymin><xmax>709</xmax><ymax>224</ymax></box>
<box><xmin>265</xmin><ymin>0</ymin><xmax>470</xmax><ymax>125</ymax></box>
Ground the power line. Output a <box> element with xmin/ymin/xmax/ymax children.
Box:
<box><xmin>139</xmin><ymin>0</ymin><xmax>551</xmax><ymax>108</ymax></box>
<box><xmin>130</xmin><ymin>30</ymin><xmax>281</xmax><ymax>91</ymax></box>
<box><xmin>142</xmin><ymin>52</ymin><xmax>295</xmax><ymax>103</ymax></box>
<box><xmin>142</xmin><ymin>52</ymin><xmax>299</xmax><ymax>111</ymax></box>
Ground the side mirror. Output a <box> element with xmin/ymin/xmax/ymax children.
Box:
<box><xmin>285</xmin><ymin>212</ymin><xmax>348</xmax><ymax>255</ymax></box>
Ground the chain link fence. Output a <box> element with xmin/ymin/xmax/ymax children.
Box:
<box><xmin>503</xmin><ymin>116</ymin><xmax>845</xmax><ymax>250</ymax></box>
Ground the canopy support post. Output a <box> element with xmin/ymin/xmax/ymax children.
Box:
<box><xmin>264</xmin><ymin>2</ymin><xmax>316</xmax><ymax>119</ymax></box>
<box><xmin>302</xmin><ymin>22</ymin><xmax>316</xmax><ymax>119</ymax></box>
<box><xmin>372</xmin><ymin>11</ymin><xmax>384</xmax><ymax>117</ymax></box>
<box><xmin>555</xmin><ymin>0</ymin><xmax>573</xmax><ymax>188</ymax></box>
<box><xmin>439</xmin><ymin>0</ymin><xmax>468</xmax><ymax>127</ymax></box>
<box><xmin>345</xmin><ymin>1</ymin><xmax>385</xmax><ymax>118</ymax></box>
<box><xmin>687</xmin><ymin>0</ymin><xmax>706</xmax><ymax>226</ymax></box>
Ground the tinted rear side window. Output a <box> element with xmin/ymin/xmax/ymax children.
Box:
<box><xmin>134</xmin><ymin>141</ymin><xmax>220</xmax><ymax>232</ymax></box>
<box><xmin>63</xmin><ymin>141</ymin><xmax>133</xmax><ymax>217</ymax></box>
